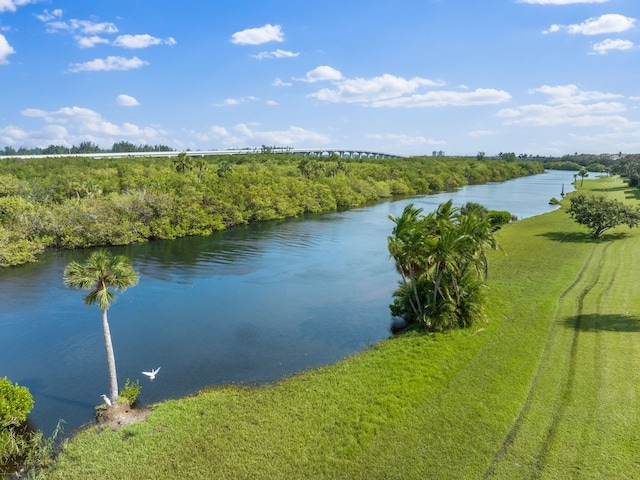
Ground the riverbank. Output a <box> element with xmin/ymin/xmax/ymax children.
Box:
<box><xmin>45</xmin><ymin>175</ymin><xmax>640</xmax><ymax>479</ymax></box>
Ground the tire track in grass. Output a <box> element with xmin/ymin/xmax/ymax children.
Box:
<box><xmin>484</xmin><ymin>242</ymin><xmax>609</xmax><ymax>478</ymax></box>
<box><xmin>533</xmin><ymin>241</ymin><xmax>610</xmax><ymax>475</ymax></box>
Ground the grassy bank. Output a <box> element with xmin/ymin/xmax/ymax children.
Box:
<box><xmin>46</xmin><ymin>176</ymin><xmax>640</xmax><ymax>479</ymax></box>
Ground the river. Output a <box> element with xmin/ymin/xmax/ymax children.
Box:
<box><xmin>0</xmin><ymin>170</ymin><xmax>575</xmax><ymax>436</ymax></box>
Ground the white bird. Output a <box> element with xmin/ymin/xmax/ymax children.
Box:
<box><xmin>100</xmin><ymin>394</ymin><xmax>112</xmax><ymax>407</ymax></box>
<box><xmin>142</xmin><ymin>367</ymin><xmax>161</xmax><ymax>381</ymax></box>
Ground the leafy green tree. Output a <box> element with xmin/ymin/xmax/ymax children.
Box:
<box><xmin>63</xmin><ymin>250</ymin><xmax>139</xmax><ymax>403</ymax></box>
<box><xmin>567</xmin><ymin>193</ymin><xmax>640</xmax><ymax>238</ymax></box>
<box><xmin>388</xmin><ymin>201</ymin><xmax>498</xmax><ymax>331</ymax></box>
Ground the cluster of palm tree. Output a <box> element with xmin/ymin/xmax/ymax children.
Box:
<box><xmin>388</xmin><ymin>201</ymin><xmax>499</xmax><ymax>331</ymax></box>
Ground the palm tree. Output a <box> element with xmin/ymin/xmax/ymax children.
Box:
<box><xmin>63</xmin><ymin>250</ymin><xmax>139</xmax><ymax>404</ymax></box>
<box><xmin>388</xmin><ymin>201</ymin><xmax>498</xmax><ymax>331</ymax></box>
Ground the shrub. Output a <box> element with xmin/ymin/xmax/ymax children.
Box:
<box><xmin>487</xmin><ymin>210</ymin><xmax>512</xmax><ymax>229</ymax></box>
<box><xmin>0</xmin><ymin>377</ymin><xmax>33</xmax><ymax>427</ymax></box>
<box><xmin>118</xmin><ymin>379</ymin><xmax>141</xmax><ymax>406</ymax></box>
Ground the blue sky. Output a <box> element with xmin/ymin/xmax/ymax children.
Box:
<box><xmin>0</xmin><ymin>0</ymin><xmax>638</xmax><ymax>157</ymax></box>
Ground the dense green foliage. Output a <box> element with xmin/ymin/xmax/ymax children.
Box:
<box><xmin>0</xmin><ymin>154</ymin><xmax>542</xmax><ymax>267</ymax></box>
<box><xmin>0</xmin><ymin>378</ymin><xmax>33</xmax><ymax>428</ymax></box>
<box><xmin>566</xmin><ymin>191</ymin><xmax>640</xmax><ymax>238</ymax></box>
<box><xmin>0</xmin><ymin>377</ymin><xmax>42</xmax><ymax>477</ymax></box>
<box><xmin>388</xmin><ymin>201</ymin><xmax>498</xmax><ymax>331</ymax></box>
<box><xmin>45</xmin><ymin>176</ymin><xmax>640</xmax><ymax>479</ymax></box>
<box><xmin>118</xmin><ymin>379</ymin><xmax>141</xmax><ymax>407</ymax></box>
<box><xmin>63</xmin><ymin>250</ymin><xmax>139</xmax><ymax>403</ymax></box>
<box><xmin>611</xmin><ymin>153</ymin><xmax>640</xmax><ymax>187</ymax></box>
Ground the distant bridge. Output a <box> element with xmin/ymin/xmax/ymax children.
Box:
<box><xmin>1</xmin><ymin>148</ymin><xmax>403</xmax><ymax>160</ymax></box>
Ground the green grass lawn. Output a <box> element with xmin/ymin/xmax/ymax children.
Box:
<box><xmin>46</xmin><ymin>176</ymin><xmax>640</xmax><ymax>479</ymax></box>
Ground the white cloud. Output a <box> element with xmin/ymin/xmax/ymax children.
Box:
<box><xmin>273</xmin><ymin>77</ymin><xmax>292</xmax><ymax>87</ymax></box>
<box><xmin>232</xmin><ymin>123</ymin><xmax>330</xmax><ymax>145</ymax></box>
<box><xmin>116</xmin><ymin>94</ymin><xmax>140</xmax><ymax>106</ymax></box>
<box><xmin>0</xmin><ymin>33</ymin><xmax>16</xmax><ymax>64</ymax></box>
<box><xmin>266</xmin><ymin>100</ymin><xmax>278</xmax><ymax>106</ymax></box>
<box><xmin>113</xmin><ymin>34</ymin><xmax>176</xmax><ymax>49</ymax></box>
<box><xmin>374</xmin><ymin>89</ymin><xmax>512</xmax><ymax>108</ymax></box>
<box><xmin>252</xmin><ymin>49</ymin><xmax>299</xmax><ymax>59</ymax></box>
<box><xmin>214</xmin><ymin>96</ymin><xmax>259</xmax><ymax>107</ymax></box>
<box><xmin>76</xmin><ymin>35</ymin><xmax>109</xmax><ymax>48</ymax></box>
<box><xmin>204</xmin><ymin>123</ymin><xmax>329</xmax><ymax>147</ymax></box>
<box><xmin>497</xmin><ymin>84</ymin><xmax>633</xmax><ymax>128</ymax></box>
<box><xmin>308</xmin><ymin>72</ymin><xmax>508</xmax><ymax>107</ymax></box>
<box><xmin>35</xmin><ymin>8</ymin><xmax>62</xmax><ymax>22</ymax></box>
<box><xmin>517</xmin><ymin>0</ymin><xmax>609</xmax><ymax>4</ymax></box>
<box><xmin>210</xmin><ymin>125</ymin><xmax>229</xmax><ymax>137</ymax></box>
<box><xmin>0</xmin><ymin>0</ymin><xmax>40</xmax><ymax>13</ymax></box>
<box><xmin>528</xmin><ymin>84</ymin><xmax>622</xmax><ymax>104</ymax></box>
<box><xmin>11</xmin><ymin>105</ymin><xmax>165</xmax><ymax>147</ymax></box>
<box><xmin>544</xmin><ymin>14</ymin><xmax>636</xmax><ymax>35</ymax></box>
<box><xmin>230</xmin><ymin>24</ymin><xmax>284</xmax><ymax>45</ymax></box>
<box><xmin>299</xmin><ymin>65</ymin><xmax>343</xmax><ymax>83</ymax></box>
<box><xmin>45</xmin><ymin>18</ymin><xmax>118</xmax><ymax>35</ymax></box>
<box><xmin>68</xmin><ymin>56</ymin><xmax>148</xmax><ymax>72</ymax></box>
<box><xmin>310</xmin><ymin>73</ymin><xmax>443</xmax><ymax>102</ymax></box>
<box><xmin>591</xmin><ymin>38</ymin><xmax>634</xmax><ymax>54</ymax></box>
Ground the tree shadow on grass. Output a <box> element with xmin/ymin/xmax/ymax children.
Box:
<box><xmin>538</xmin><ymin>231</ymin><xmax>629</xmax><ymax>243</ymax></box>
<box><xmin>588</xmin><ymin>183</ymin><xmax>640</xmax><ymax>201</ymax></box>
<box><xmin>562</xmin><ymin>313</ymin><xmax>640</xmax><ymax>333</ymax></box>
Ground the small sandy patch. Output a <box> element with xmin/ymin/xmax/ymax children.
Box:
<box><xmin>96</xmin><ymin>403</ymin><xmax>150</xmax><ymax>432</ymax></box>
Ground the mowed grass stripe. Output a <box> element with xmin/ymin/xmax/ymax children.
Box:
<box><xmin>485</xmin><ymin>234</ymin><xmax>607</xmax><ymax>479</ymax></box>
<box><xmin>542</xmin><ymin>232</ymin><xmax>640</xmax><ymax>479</ymax></box>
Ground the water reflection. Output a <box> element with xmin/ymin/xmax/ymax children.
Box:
<box><xmin>0</xmin><ymin>170</ymin><xmax>576</xmax><ymax>435</ymax></box>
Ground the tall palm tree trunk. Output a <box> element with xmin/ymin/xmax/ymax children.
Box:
<box><xmin>102</xmin><ymin>309</ymin><xmax>119</xmax><ymax>403</ymax></box>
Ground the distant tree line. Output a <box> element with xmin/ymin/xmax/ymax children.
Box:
<box><xmin>610</xmin><ymin>154</ymin><xmax>640</xmax><ymax>187</ymax></box>
<box><xmin>0</xmin><ymin>154</ymin><xmax>543</xmax><ymax>268</ymax></box>
<box><xmin>1</xmin><ymin>141</ymin><xmax>173</xmax><ymax>157</ymax></box>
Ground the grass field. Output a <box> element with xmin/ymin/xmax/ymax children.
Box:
<box><xmin>46</xmin><ymin>175</ymin><xmax>640</xmax><ymax>479</ymax></box>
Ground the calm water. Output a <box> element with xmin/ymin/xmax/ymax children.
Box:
<box><xmin>0</xmin><ymin>170</ymin><xmax>574</xmax><ymax>435</ymax></box>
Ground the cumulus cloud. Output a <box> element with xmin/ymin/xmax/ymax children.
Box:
<box><xmin>591</xmin><ymin>38</ymin><xmax>634</xmax><ymax>54</ymax></box>
<box><xmin>273</xmin><ymin>77</ymin><xmax>292</xmax><ymax>87</ymax></box>
<box><xmin>116</xmin><ymin>94</ymin><xmax>140</xmax><ymax>106</ymax></box>
<box><xmin>68</xmin><ymin>55</ymin><xmax>148</xmax><ymax>72</ymax></box>
<box><xmin>544</xmin><ymin>14</ymin><xmax>636</xmax><ymax>35</ymax></box>
<box><xmin>528</xmin><ymin>84</ymin><xmax>622</xmax><ymax>103</ymax></box>
<box><xmin>44</xmin><ymin>17</ymin><xmax>119</xmax><ymax>35</ymax></box>
<box><xmin>76</xmin><ymin>35</ymin><xmax>110</xmax><ymax>48</ymax></box>
<box><xmin>307</xmin><ymin>71</ymin><xmax>509</xmax><ymax>107</ymax></box>
<box><xmin>252</xmin><ymin>49</ymin><xmax>299</xmax><ymax>59</ymax></box>
<box><xmin>214</xmin><ymin>96</ymin><xmax>260</xmax><ymax>107</ymax></box>
<box><xmin>0</xmin><ymin>0</ymin><xmax>41</xmax><ymax>13</ymax></box>
<box><xmin>234</xmin><ymin>123</ymin><xmax>329</xmax><ymax>145</ymax></box>
<box><xmin>113</xmin><ymin>34</ymin><xmax>176</xmax><ymax>49</ymax></box>
<box><xmin>497</xmin><ymin>84</ymin><xmax>633</xmax><ymax>128</ymax></box>
<box><xmin>208</xmin><ymin>123</ymin><xmax>330</xmax><ymax>146</ymax></box>
<box><xmin>37</xmin><ymin>10</ymin><xmax>175</xmax><ymax>51</ymax></box>
<box><xmin>0</xmin><ymin>33</ymin><xmax>16</xmax><ymax>64</ymax></box>
<box><xmin>230</xmin><ymin>24</ymin><xmax>284</xmax><ymax>45</ymax></box>
<box><xmin>299</xmin><ymin>65</ymin><xmax>344</xmax><ymax>83</ymax></box>
<box><xmin>11</xmin><ymin>105</ymin><xmax>165</xmax><ymax>147</ymax></box>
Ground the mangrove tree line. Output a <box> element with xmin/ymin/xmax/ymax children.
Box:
<box><xmin>0</xmin><ymin>154</ymin><xmax>542</xmax><ymax>267</ymax></box>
